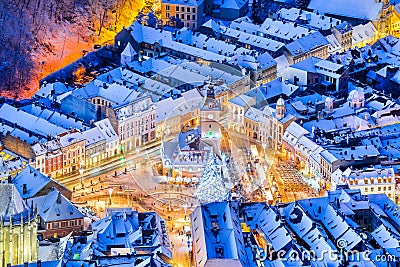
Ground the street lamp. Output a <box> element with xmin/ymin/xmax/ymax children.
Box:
<box><xmin>108</xmin><ymin>187</ymin><xmax>113</xmax><ymax>205</ymax></box>
<box><xmin>262</xmin><ymin>142</ymin><xmax>266</xmax><ymax>162</ymax></box>
<box><xmin>79</xmin><ymin>168</ymin><xmax>84</xmax><ymax>185</ymax></box>
<box><xmin>182</xmin><ymin>203</ymin><xmax>190</xmax><ymax>221</ymax></box>
<box><xmin>79</xmin><ymin>160</ymin><xmax>85</xmax><ymax>185</ymax></box>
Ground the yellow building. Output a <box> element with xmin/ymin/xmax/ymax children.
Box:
<box><xmin>388</xmin><ymin>4</ymin><xmax>400</xmax><ymax>38</ymax></box>
<box><xmin>0</xmin><ymin>184</ymin><xmax>38</xmax><ymax>267</ymax></box>
<box><xmin>161</xmin><ymin>0</ymin><xmax>204</xmax><ymax>30</ymax></box>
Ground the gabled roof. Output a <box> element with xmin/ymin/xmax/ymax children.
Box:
<box><xmin>35</xmin><ymin>82</ymin><xmax>68</xmax><ymax>98</ymax></box>
<box><xmin>121</xmin><ymin>43</ymin><xmax>137</xmax><ymax>57</ymax></box>
<box><xmin>91</xmin><ymin>211</ymin><xmax>141</xmax><ymax>252</ymax></box>
<box><xmin>371</xmin><ymin>224</ymin><xmax>400</xmax><ymax>248</ymax></box>
<box><xmin>0</xmin><ymin>104</ymin><xmax>66</xmax><ymax>138</ymax></box>
<box><xmin>0</xmin><ymin>183</ymin><xmax>32</xmax><ymax>224</ymax></box>
<box><xmin>58</xmin><ymin>130</ymin><xmax>85</xmax><ymax>147</ymax></box>
<box><xmin>31</xmin><ymin>188</ymin><xmax>84</xmax><ymax>222</ymax></box>
<box><xmin>94</xmin><ymin>119</ymin><xmax>118</xmax><ymax>143</ymax></box>
<box><xmin>82</xmin><ymin>127</ymin><xmax>105</xmax><ymax>146</ymax></box>
<box><xmin>13</xmin><ymin>166</ymin><xmax>51</xmax><ymax>199</ymax></box>
<box><xmin>308</xmin><ymin>0</ymin><xmax>382</xmax><ymax>21</ymax></box>
<box><xmin>285</xmin><ymin>32</ymin><xmax>329</xmax><ymax>56</ymax></box>
<box><xmin>220</xmin><ymin>0</ymin><xmax>240</xmax><ymax>9</ymax></box>
<box><xmin>228</xmin><ymin>95</ymin><xmax>255</xmax><ymax>107</ymax></box>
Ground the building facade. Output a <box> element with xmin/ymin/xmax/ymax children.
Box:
<box><xmin>161</xmin><ymin>0</ymin><xmax>204</xmax><ymax>29</ymax></box>
<box><xmin>58</xmin><ymin>130</ymin><xmax>86</xmax><ymax>175</ymax></box>
<box><xmin>0</xmin><ymin>184</ymin><xmax>38</xmax><ymax>267</ymax></box>
<box><xmin>116</xmin><ymin>95</ymin><xmax>156</xmax><ymax>152</ymax></box>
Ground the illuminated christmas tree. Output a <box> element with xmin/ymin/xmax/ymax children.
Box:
<box><xmin>195</xmin><ymin>150</ymin><xmax>229</xmax><ymax>203</ymax></box>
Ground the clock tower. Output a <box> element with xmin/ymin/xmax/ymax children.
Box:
<box><xmin>200</xmin><ymin>86</ymin><xmax>221</xmax><ymax>150</ymax></box>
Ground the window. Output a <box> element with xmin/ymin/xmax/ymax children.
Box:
<box><xmin>187</xmin><ymin>14</ymin><xmax>190</xmax><ymax>20</ymax></box>
<box><xmin>176</xmin><ymin>14</ymin><xmax>179</xmax><ymax>18</ymax></box>
<box><xmin>181</xmin><ymin>7</ymin><xmax>184</xmax><ymax>11</ymax></box>
<box><xmin>166</xmin><ymin>5</ymin><xmax>170</xmax><ymax>10</ymax></box>
<box><xmin>166</xmin><ymin>12</ymin><xmax>170</xmax><ymax>18</ymax></box>
<box><xmin>192</xmin><ymin>15</ymin><xmax>196</xmax><ymax>20</ymax></box>
<box><xmin>187</xmin><ymin>7</ymin><xmax>190</xmax><ymax>12</ymax></box>
<box><xmin>176</xmin><ymin>6</ymin><xmax>179</xmax><ymax>11</ymax></box>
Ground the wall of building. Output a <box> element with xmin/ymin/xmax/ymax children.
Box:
<box><xmin>0</xmin><ymin>219</ymin><xmax>38</xmax><ymax>267</ymax></box>
<box><xmin>41</xmin><ymin>218</ymin><xmax>84</xmax><ymax>239</ymax></box>
<box><xmin>1</xmin><ymin>134</ymin><xmax>35</xmax><ymax>161</ymax></box>
<box><xmin>161</xmin><ymin>2</ymin><xmax>203</xmax><ymax>30</ymax></box>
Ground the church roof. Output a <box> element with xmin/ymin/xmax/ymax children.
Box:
<box><xmin>0</xmin><ymin>183</ymin><xmax>33</xmax><ymax>225</ymax></box>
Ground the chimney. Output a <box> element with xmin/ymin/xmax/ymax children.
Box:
<box><xmin>57</xmin><ymin>192</ymin><xmax>62</xmax><ymax>204</ymax></box>
<box><xmin>23</xmin><ymin>184</ymin><xmax>27</xmax><ymax>195</ymax></box>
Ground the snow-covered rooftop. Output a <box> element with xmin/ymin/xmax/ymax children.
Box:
<box><xmin>308</xmin><ymin>0</ymin><xmax>382</xmax><ymax>21</ymax></box>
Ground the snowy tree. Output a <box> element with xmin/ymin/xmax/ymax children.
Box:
<box><xmin>0</xmin><ymin>0</ymin><xmax>34</xmax><ymax>95</ymax></box>
<box><xmin>89</xmin><ymin>0</ymin><xmax>119</xmax><ymax>36</ymax></box>
<box><xmin>145</xmin><ymin>12</ymin><xmax>161</xmax><ymax>28</ymax></box>
<box><xmin>251</xmin><ymin>0</ymin><xmax>261</xmax><ymax>24</ymax></box>
<box><xmin>167</xmin><ymin>16</ymin><xmax>184</xmax><ymax>29</ymax></box>
<box><xmin>195</xmin><ymin>150</ymin><xmax>230</xmax><ymax>204</ymax></box>
<box><xmin>295</xmin><ymin>0</ymin><xmax>311</xmax><ymax>9</ymax></box>
<box><xmin>136</xmin><ymin>11</ymin><xmax>161</xmax><ymax>28</ymax></box>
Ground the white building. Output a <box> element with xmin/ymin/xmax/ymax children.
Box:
<box><xmin>95</xmin><ymin>119</ymin><xmax>119</xmax><ymax>158</ymax></box>
<box><xmin>116</xmin><ymin>95</ymin><xmax>156</xmax><ymax>152</ymax></box>
<box><xmin>331</xmin><ymin>167</ymin><xmax>396</xmax><ymax>199</ymax></box>
<box><xmin>228</xmin><ymin>95</ymin><xmax>256</xmax><ymax>135</ymax></box>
